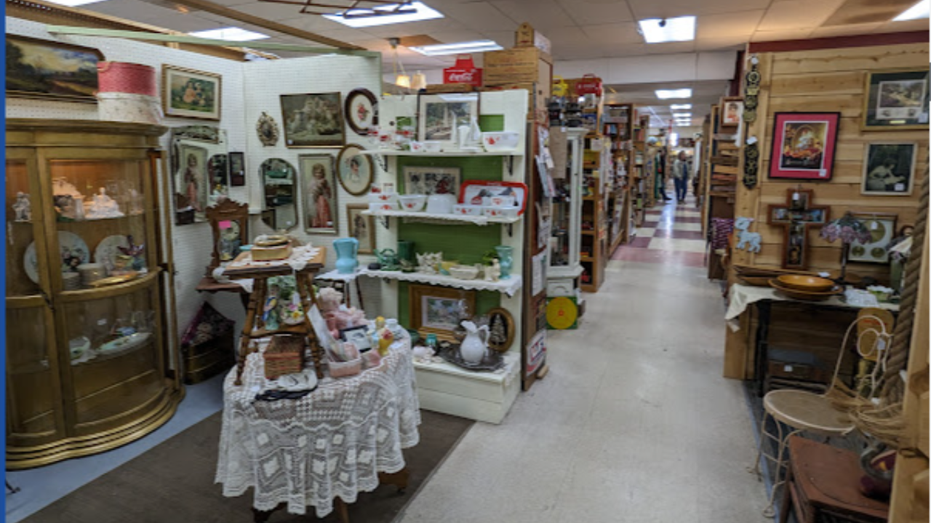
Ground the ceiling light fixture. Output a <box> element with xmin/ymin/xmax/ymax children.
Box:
<box><xmin>189</xmin><ymin>27</ymin><xmax>269</xmax><ymax>41</ymax></box>
<box><xmin>637</xmin><ymin>15</ymin><xmax>696</xmax><ymax>44</ymax></box>
<box><xmin>894</xmin><ymin>0</ymin><xmax>930</xmax><ymax>20</ymax></box>
<box><xmin>409</xmin><ymin>39</ymin><xmax>502</xmax><ymax>56</ymax></box>
<box><xmin>43</xmin><ymin>0</ymin><xmax>108</xmax><ymax>6</ymax></box>
<box><xmin>656</xmin><ymin>88</ymin><xmax>692</xmax><ymax>99</ymax></box>
<box><xmin>673</xmin><ymin>112</ymin><xmax>692</xmax><ymax>118</ymax></box>
<box><xmin>324</xmin><ymin>1</ymin><xmax>444</xmax><ymax>28</ymax></box>
<box><xmin>670</xmin><ymin>104</ymin><xmax>692</xmax><ymax>110</ymax></box>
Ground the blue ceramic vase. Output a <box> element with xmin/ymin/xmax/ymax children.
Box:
<box><xmin>495</xmin><ymin>245</ymin><xmax>513</xmax><ymax>279</ymax></box>
<box><xmin>334</xmin><ymin>237</ymin><xmax>359</xmax><ymax>274</ymax></box>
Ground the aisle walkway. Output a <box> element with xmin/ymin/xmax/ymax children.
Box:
<box><xmin>399</xmin><ymin>194</ymin><xmax>766</xmax><ymax>522</ymax></box>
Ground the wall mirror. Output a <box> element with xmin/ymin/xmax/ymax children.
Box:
<box><xmin>260</xmin><ymin>158</ymin><xmax>298</xmax><ymax>231</ymax></box>
<box><xmin>170</xmin><ymin>125</ymin><xmax>229</xmax><ymax>225</ymax></box>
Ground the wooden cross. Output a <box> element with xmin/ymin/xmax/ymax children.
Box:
<box><xmin>766</xmin><ymin>188</ymin><xmax>830</xmax><ymax>270</ymax></box>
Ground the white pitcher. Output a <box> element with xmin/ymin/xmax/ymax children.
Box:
<box><xmin>459</xmin><ymin>320</ymin><xmax>489</xmax><ymax>364</ymax></box>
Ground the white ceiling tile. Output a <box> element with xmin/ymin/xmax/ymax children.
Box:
<box><xmin>430</xmin><ymin>30</ymin><xmax>488</xmax><ymax>44</ymax></box>
<box><xmin>694</xmin><ymin>37</ymin><xmax>747</xmax><ymax>52</ymax></box>
<box><xmin>626</xmin><ymin>0</ymin><xmax>772</xmax><ymax>18</ymax></box>
<box><xmin>438</xmin><ymin>2</ymin><xmax>517</xmax><ymax>32</ymax></box>
<box><xmin>481</xmin><ymin>30</ymin><xmax>520</xmax><ymax>46</ymax></box>
<box><xmin>216</xmin><ymin>1</ymin><xmax>308</xmax><ymax>22</ymax></box>
<box><xmin>277</xmin><ymin>16</ymin><xmax>351</xmax><ymax>34</ymax></box>
<box><xmin>556</xmin><ymin>0</ymin><xmax>634</xmax><ymax>26</ymax></box>
<box><xmin>642</xmin><ymin>41</ymin><xmax>696</xmax><ymax>54</ymax></box>
<box><xmin>493</xmin><ymin>0</ymin><xmax>576</xmax><ymax>30</ymax></box>
<box><xmin>749</xmin><ymin>28</ymin><xmax>813</xmax><ymax>41</ymax></box>
<box><xmin>696</xmin><ymin>10</ymin><xmax>765</xmax><ymax>38</ymax></box>
<box><xmin>362</xmin><ymin>18</ymin><xmax>467</xmax><ymax>38</ymax></box>
<box><xmin>756</xmin><ymin>0</ymin><xmax>844</xmax><ymax>31</ymax></box>
<box><xmin>877</xmin><ymin>18</ymin><xmax>931</xmax><ymax>33</ymax></box>
<box><xmin>809</xmin><ymin>22</ymin><xmax>882</xmax><ymax>38</ymax></box>
<box><xmin>581</xmin><ymin>22</ymin><xmax>642</xmax><ymax>45</ymax></box>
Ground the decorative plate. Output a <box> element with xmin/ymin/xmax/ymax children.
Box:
<box><xmin>94</xmin><ymin>235</ymin><xmax>131</xmax><ymax>274</ymax></box>
<box><xmin>345</xmin><ymin>88</ymin><xmax>378</xmax><ymax>136</ymax></box>
<box><xmin>24</xmin><ymin>231</ymin><xmax>90</xmax><ymax>284</ymax></box>
<box><xmin>336</xmin><ymin>143</ymin><xmax>374</xmax><ymax>196</ymax></box>
<box><xmin>256</xmin><ymin>111</ymin><xmax>280</xmax><ymax>147</ymax></box>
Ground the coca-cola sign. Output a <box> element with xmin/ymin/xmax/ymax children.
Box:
<box><xmin>443</xmin><ymin>54</ymin><xmax>482</xmax><ymax>86</ymax></box>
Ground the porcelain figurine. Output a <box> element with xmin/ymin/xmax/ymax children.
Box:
<box><xmin>317</xmin><ymin>287</ymin><xmax>343</xmax><ymax>313</ymax></box>
<box><xmin>118</xmin><ymin>235</ymin><xmax>146</xmax><ymax>271</ymax></box>
<box><xmin>495</xmin><ymin>245</ymin><xmax>513</xmax><ymax>280</ymax></box>
<box><xmin>416</xmin><ymin>252</ymin><xmax>442</xmax><ymax>274</ymax></box>
<box><xmin>128</xmin><ymin>188</ymin><xmax>145</xmax><ymax>215</ymax></box>
<box><xmin>86</xmin><ymin>187</ymin><xmax>125</xmax><ymax>219</ymax></box>
<box><xmin>376</xmin><ymin>249</ymin><xmax>400</xmax><ymax>271</ymax></box>
<box><xmin>12</xmin><ymin>192</ymin><xmax>31</xmax><ymax>222</ymax></box>
<box><xmin>458</xmin><ymin>320</ymin><xmax>489</xmax><ymax>364</ymax></box>
<box><xmin>262</xmin><ymin>283</ymin><xmax>281</xmax><ymax>331</ymax></box>
<box><xmin>412</xmin><ymin>345</ymin><xmax>437</xmax><ymax>363</ymax></box>
<box><xmin>484</xmin><ymin>259</ymin><xmax>501</xmax><ymax>282</ymax></box>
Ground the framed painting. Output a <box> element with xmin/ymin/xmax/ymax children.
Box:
<box><xmin>861</xmin><ymin>142</ymin><xmax>918</xmax><ymax>196</ymax></box>
<box><xmin>721</xmin><ymin>97</ymin><xmax>743</xmax><ymax>127</ymax></box>
<box><xmin>402</xmin><ymin>166</ymin><xmax>462</xmax><ymax>197</ymax></box>
<box><xmin>849</xmin><ymin>213</ymin><xmax>897</xmax><ymax>264</ymax></box>
<box><xmin>162</xmin><ymin>65</ymin><xmax>222</xmax><ymax>120</ymax></box>
<box><xmin>6</xmin><ymin>35</ymin><xmax>103</xmax><ymax>103</ymax></box>
<box><xmin>336</xmin><ymin>144</ymin><xmax>374</xmax><ymax>196</ymax></box>
<box><xmin>862</xmin><ymin>69</ymin><xmax>930</xmax><ymax>130</ymax></box>
<box><xmin>346</xmin><ymin>204</ymin><xmax>375</xmax><ymax>254</ymax></box>
<box><xmin>418</xmin><ymin>93</ymin><xmax>480</xmax><ymax>144</ymax></box>
<box><xmin>299</xmin><ymin>155</ymin><xmax>338</xmax><ymax>234</ymax></box>
<box><xmin>345</xmin><ymin>88</ymin><xmax>378</xmax><ymax>135</ymax></box>
<box><xmin>280</xmin><ymin>92</ymin><xmax>345</xmax><ymax>147</ymax></box>
<box><xmin>229</xmin><ymin>152</ymin><xmax>245</xmax><ymax>186</ymax></box>
<box><xmin>768</xmin><ymin>112</ymin><xmax>840</xmax><ymax>180</ymax></box>
<box><xmin>486</xmin><ymin>307</ymin><xmax>515</xmax><ymax>352</ymax></box>
<box><xmin>409</xmin><ymin>284</ymin><xmax>475</xmax><ymax>342</ymax></box>
<box><xmin>174</xmin><ymin>144</ymin><xmax>210</xmax><ymax>223</ymax></box>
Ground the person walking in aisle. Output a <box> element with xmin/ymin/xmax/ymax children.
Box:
<box><xmin>672</xmin><ymin>151</ymin><xmax>690</xmax><ymax>203</ymax></box>
<box><xmin>655</xmin><ymin>150</ymin><xmax>671</xmax><ymax>202</ymax></box>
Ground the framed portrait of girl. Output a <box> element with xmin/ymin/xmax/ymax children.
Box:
<box><xmin>300</xmin><ymin>154</ymin><xmax>338</xmax><ymax>234</ymax></box>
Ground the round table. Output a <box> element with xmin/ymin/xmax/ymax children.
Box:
<box><xmin>215</xmin><ymin>337</ymin><xmax>421</xmax><ymax>519</ymax></box>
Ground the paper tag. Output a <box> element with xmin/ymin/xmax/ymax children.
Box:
<box><xmin>920</xmin><ymin>113</ymin><xmax>929</xmax><ymax>124</ymax></box>
<box><xmin>746</xmin><ymin>136</ymin><xmax>758</xmax><ymax>145</ymax></box>
<box><xmin>819</xmin><ymin>169</ymin><xmax>827</xmax><ymax>177</ymax></box>
<box><xmin>219</xmin><ymin>220</ymin><xmax>232</xmax><ymax>229</ymax></box>
<box><xmin>792</xmin><ymin>192</ymin><xmax>800</xmax><ymax>201</ymax></box>
<box><xmin>871</xmin><ymin>221</ymin><xmax>878</xmax><ymax>230</ymax></box>
<box><xmin>877</xmin><ymin>338</ymin><xmax>887</xmax><ymax>351</ymax></box>
<box><xmin>784</xmin><ymin>365</ymin><xmax>793</xmax><ymax>373</ymax></box>
<box><xmin>97</xmin><ymin>319</ymin><xmax>108</xmax><ymax>326</ymax></box>
<box><xmin>895</xmin><ymin>183</ymin><xmax>905</xmax><ymax>191</ymax></box>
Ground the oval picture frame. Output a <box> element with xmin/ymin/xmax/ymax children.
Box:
<box><xmin>336</xmin><ymin>143</ymin><xmax>374</xmax><ymax>196</ymax></box>
<box><xmin>345</xmin><ymin>88</ymin><xmax>378</xmax><ymax>136</ymax></box>
<box><xmin>486</xmin><ymin>307</ymin><xmax>514</xmax><ymax>353</ymax></box>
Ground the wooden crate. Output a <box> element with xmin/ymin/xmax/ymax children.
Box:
<box><xmin>483</xmin><ymin>47</ymin><xmax>552</xmax><ymax>86</ymax></box>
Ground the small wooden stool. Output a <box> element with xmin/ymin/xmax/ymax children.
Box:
<box><xmin>779</xmin><ymin>436</ymin><xmax>889</xmax><ymax>523</ymax></box>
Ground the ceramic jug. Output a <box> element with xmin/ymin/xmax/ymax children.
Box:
<box><xmin>333</xmin><ymin>237</ymin><xmax>359</xmax><ymax>274</ymax></box>
<box><xmin>376</xmin><ymin>249</ymin><xmax>400</xmax><ymax>271</ymax></box>
<box><xmin>495</xmin><ymin>245</ymin><xmax>513</xmax><ymax>280</ymax></box>
<box><xmin>459</xmin><ymin>320</ymin><xmax>489</xmax><ymax>364</ymax></box>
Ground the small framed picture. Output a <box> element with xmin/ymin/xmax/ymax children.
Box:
<box><xmin>229</xmin><ymin>152</ymin><xmax>245</xmax><ymax>186</ymax></box>
<box><xmin>768</xmin><ymin>112</ymin><xmax>840</xmax><ymax>180</ymax></box>
<box><xmin>863</xmin><ymin>69</ymin><xmax>930</xmax><ymax>130</ymax></box>
<box><xmin>486</xmin><ymin>307</ymin><xmax>515</xmax><ymax>352</ymax></box>
<box><xmin>299</xmin><ymin>154</ymin><xmax>338</xmax><ymax>234</ymax></box>
<box><xmin>861</xmin><ymin>142</ymin><xmax>918</xmax><ymax>196</ymax></box>
<box><xmin>336</xmin><ymin>144</ymin><xmax>374</xmax><ymax>196</ymax></box>
<box><xmin>346</xmin><ymin>204</ymin><xmax>375</xmax><ymax>254</ymax></box>
<box><xmin>162</xmin><ymin>65</ymin><xmax>222</xmax><ymax>121</ymax></box>
<box><xmin>849</xmin><ymin>213</ymin><xmax>897</xmax><ymax>264</ymax></box>
<box><xmin>721</xmin><ymin>97</ymin><xmax>743</xmax><ymax>126</ymax></box>
<box><xmin>402</xmin><ymin>166</ymin><xmax>461</xmax><ymax>197</ymax></box>
<box><xmin>409</xmin><ymin>284</ymin><xmax>475</xmax><ymax>342</ymax></box>
<box><xmin>418</xmin><ymin>93</ymin><xmax>480</xmax><ymax>144</ymax></box>
<box><xmin>344</xmin><ymin>88</ymin><xmax>378</xmax><ymax>135</ymax></box>
<box><xmin>339</xmin><ymin>325</ymin><xmax>372</xmax><ymax>352</ymax></box>
<box><xmin>280</xmin><ymin>92</ymin><xmax>345</xmax><ymax>147</ymax></box>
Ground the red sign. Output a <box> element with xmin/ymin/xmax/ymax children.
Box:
<box><xmin>575</xmin><ymin>74</ymin><xmax>602</xmax><ymax>97</ymax></box>
<box><xmin>443</xmin><ymin>55</ymin><xmax>482</xmax><ymax>86</ymax></box>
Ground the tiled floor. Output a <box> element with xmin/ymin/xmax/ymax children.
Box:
<box><xmin>612</xmin><ymin>192</ymin><xmax>707</xmax><ymax>268</ymax></box>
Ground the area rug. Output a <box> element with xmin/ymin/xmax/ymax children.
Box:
<box><xmin>23</xmin><ymin>410</ymin><xmax>473</xmax><ymax>523</ymax></box>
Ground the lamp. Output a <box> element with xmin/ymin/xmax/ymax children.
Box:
<box><xmin>395</xmin><ymin>74</ymin><xmax>411</xmax><ymax>88</ymax></box>
<box><xmin>820</xmin><ymin>212</ymin><xmax>873</xmax><ymax>284</ymax></box>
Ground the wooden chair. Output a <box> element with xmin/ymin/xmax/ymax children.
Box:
<box><xmin>779</xmin><ymin>436</ymin><xmax>889</xmax><ymax>523</ymax></box>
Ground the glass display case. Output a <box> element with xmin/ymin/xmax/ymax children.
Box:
<box><xmin>547</xmin><ymin>127</ymin><xmax>588</xmax><ymax>298</ymax></box>
<box><xmin>6</xmin><ymin>119</ymin><xmax>179</xmax><ymax>469</ymax></box>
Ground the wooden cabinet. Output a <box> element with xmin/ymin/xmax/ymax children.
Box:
<box><xmin>6</xmin><ymin>119</ymin><xmax>181</xmax><ymax>469</ymax></box>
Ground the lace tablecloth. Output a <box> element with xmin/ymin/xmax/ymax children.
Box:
<box><xmin>215</xmin><ymin>339</ymin><xmax>421</xmax><ymax>517</ymax></box>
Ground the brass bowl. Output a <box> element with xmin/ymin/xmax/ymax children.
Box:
<box><xmin>776</xmin><ymin>274</ymin><xmax>835</xmax><ymax>292</ymax></box>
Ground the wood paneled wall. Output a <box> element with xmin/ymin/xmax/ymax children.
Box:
<box><xmin>733</xmin><ymin>43</ymin><xmax>929</xmax><ymax>280</ymax></box>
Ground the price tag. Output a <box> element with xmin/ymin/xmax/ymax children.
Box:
<box><xmin>792</xmin><ymin>192</ymin><xmax>800</xmax><ymax>201</ymax></box>
<box><xmin>877</xmin><ymin>338</ymin><xmax>887</xmax><ymax>351</ymax></box>
<box><xmin>219</xmin><ymin>220</ymin><xmax>232</xmax><ymax>229</ymax></box>
<box><xmin>819</xmin><ymin>169</ymin><xmax>827</xmax><ymax>177</ymax></box>
<box><xmin>784</xmin><ymin>365</ymin><xmax>793</xmax><ymax>373</ymax></box>
<box><xmin>895</xmin><ymin>183</ymin><xmax>905</xmax><ymax>191</ymax></box>
<box><xmin>97</xmin><ymin>319</ymin><xmax>108</xmax><ymax>326</ymax></box>
<box><xmin>871</xmin><ymin>220</ymin><xmax>878</xmax><ymax>230</ymax></box>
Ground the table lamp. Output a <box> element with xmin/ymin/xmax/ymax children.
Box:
<box><xmin>820</xmin><ymin>212</ymin><xmax>872</xmax><ymax>284</ymax></box>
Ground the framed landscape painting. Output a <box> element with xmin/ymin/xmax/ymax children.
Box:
<box><xmin>418</xmin><ymin>93</ymin><xmax>479</xmax><ymax>144</ymax></box>
<box><xmin>280</xmin><ymin>92</ymin><xmax>345</xmax><ymax>147</ymax></box>
<box><xmin>6</xmin><ymin>35</ymin><xmax>103</xmax><ymax>103</ymax></box>
<box><xmin>863</xmin><ymin>69</ymin><xmax>929</xmax><ymax>130</ymax></box>
<box><xmin>768</xmin><ymin>112</ymin><xmax>840</xmax><ymax>180</ymax></box>
<box><xmin>163</xmin><ymin>65</ymin><xmax>222</xmax><ymax>120</ymax></box>
<box><xmin>409</xmin><ymin>284</ymin><xmax>475</xmax><ymax>342</ymax></box>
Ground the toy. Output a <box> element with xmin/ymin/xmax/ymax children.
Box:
<box><xmin>484</xmin><ymin>258</ymin><xmax>501</xmax><ymax>282</ymax></box>
<box><xmin>13</xmin><ymin>192</ymin><xmax>31</xmax><ymax>222</ymax></box>
<box><xmin>734</xmin><ymin>216</ymin><xmax>762</xmax><ymax>253</ymax></box>
<box><xmin>416</xmin><ymin>252</ymin><xmax>443</xmax><ymax>274</ymax></box>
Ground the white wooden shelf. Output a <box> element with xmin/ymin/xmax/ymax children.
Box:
<box><xmin>361</xmin><ymin>209</ymin><xmax>521</xmax><ymax>226</ymax></box>
<box><xmin>361</xmin><ymin>270</ymin><xmax>522</xmax><ymax>296</ymax></box>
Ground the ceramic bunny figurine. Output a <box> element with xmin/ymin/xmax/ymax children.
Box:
<box><xmin>484</xmin><ymin>259</ymin><xmax>501</xmax><ymax>282</ymax></box>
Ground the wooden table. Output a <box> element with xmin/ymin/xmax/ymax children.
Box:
<box><xmin>223</xmin><ymin>247</ymin><xmax>327</xmax><ymax>384</ymax></box>
<box><xmin>195</xmin><ymin>276</ymin><xmax>250</xmax><ymax>310</ymax></box>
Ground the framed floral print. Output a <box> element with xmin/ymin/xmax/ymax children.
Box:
<box><xmin>345</xmin><ymin>88</ymin><xmax>378</xmax><ymax>135</ymax></box>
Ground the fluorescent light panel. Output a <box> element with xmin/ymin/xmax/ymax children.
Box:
<box><xmin>656</xmin><ymin>88</ymin><xmax>692</xmax><ymax>99</ymax></box>
<box><xmin>323</xmin><ymin>1</ymin><xmax>443</xmax><ymax>28</ymax></box>
<box><xmin>673</xmin><ymin>112</ymin><xmax>692</xmax><ymax>118</ymax></box>
<box><xmin>409</xmin><ymin>40</ymin><xmax>502</xmax><ymax>56</ymax></box>
<box><xmin>638</xmin><ymin>16</ymin><xmax>696</xmax><ymax>43</ymax></box>
<box><xmin>44</xmin><ymin>0</ymin><xmax>107</xmax><ymax>6</ymax></box>
<box><xmin>189</xmin><ymin>27</ymin><xmax>269</xmax><ymax>41</ymax></box>
<box><xmin>670</xmin><ymin>104</ymin><xmax>692</xmax><ymax>110</ymax></box>
<box><xmin>894</xmin><ymin>0</ymin><xmax>929</xmax><ymax>20</ymax></box>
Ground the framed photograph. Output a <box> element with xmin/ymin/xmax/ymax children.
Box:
<box><xmin>409</xmin><ymin>284</ymin><xmax>476</xmax><ymax>342</ymax></box>
<box><xmin>418</xmin><ymin>93</ymin><xmax>480</xmax><ymax>143</ymax></box>
<box><xmin>229</xmin><ymin>152</ymin><xmax>245</xmax><ymax>186</ymax></box>
<box><xmin>486</xmin><ymin>307</ymin><xmax>515</xmax><ymax>352</ymax></box>
<box><xmin>346</xmin><ymin>204</ymin><xmax>375</xmax><ymax>254</ymax></box>
<box><xmin>849</xmin><ymin>213</ymin><xmax>898</xmax><ymax>264</ymax></box>
<box><xmin>162</xmin><ymin>65</ymin><xmax>221</xmax><ymax>120</ymax></box>
<box><xmin>280</xmin><ymin>92</ymin><xmax>345</xmax><ymax>147</ymax></box>
<box><xmin>863</xmin><ymin>69</ymin><xmax>929</xmax><ymax>130</ymax></box>
<box><xmin>208</xmin><ymin>154</ymin><xmax>229</xmax><ymax>195</ymax></box>
<box><xmin>6</xmin><ymin>35</ymin><xmax>103</xmax><ymax>103</ymax></box>
<box><xmin>402</xmin><ymin>166</ymin><xmax>462</xmax><ymax>197</ymax></box>
<box><xmin>299</xmin><ymin>155</ymin><xmax>338</xmax><ymax>234</ymax></box>
<box><xmin>339</xmin><ymin>325</ymin><xmax>372</xmax><ymax>352</ymax></box>
<box><xmin>721</xmin><ymin>97</ymin><xmax>743</xmax><ymax>126</ymax></box>
<box><xmin>861</xmin><ymin>142</ymin><xmax>918</xmax><ymax>196</ymax></box>
<box><xmin>345</xmin><ymin>88</ymin><xmax>378</xmax><ymax>135</ymax></box>
<box><xmin>768</xmin><ymin>112</ymin><xmax>840</xmax><ymax>180</ymax></box>
<box><xmin>336</xmin><ymin>144</ymin><xmax>374</xmax><ymax>196</ymax></box>
<box><xmin>175</xmin><ymin>144</ymin><xmax>209</xmax><ymax>222</ymax></box>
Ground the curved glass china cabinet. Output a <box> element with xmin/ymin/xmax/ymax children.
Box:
<box><xmin>6</xmin><ymin>119</ymin><xmax>180</xmax><ymax>469</ymax></box>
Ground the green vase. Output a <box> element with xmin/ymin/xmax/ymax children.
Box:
<box><xmin>398</xmin><ymin>240</ymin><xmax>415</xmax><ymax>273</ymax></box>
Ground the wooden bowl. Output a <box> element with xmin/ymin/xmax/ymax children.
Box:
<box><xmin>776</xmin><ymin>274</ymin><xmax>835</xmax><ymax>292</ymax></box>
<box><xmin>769</xmin><ymin>279</ymin><xmax>843</xmax><ymax>301</ymax></box>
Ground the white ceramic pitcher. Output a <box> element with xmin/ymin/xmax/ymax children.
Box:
<box><xmin>459</xmin><ymin>320</ymin><xmax>489</xmax><ymax>364</ymax></box>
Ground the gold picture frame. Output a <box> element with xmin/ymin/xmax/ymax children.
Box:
<box><xmin>162</xmin><ymin>65</ymin><xmax>222</xmax><ymax>121</ymax></box>
<box><xmin>346</xmin><ymin>204</ymin><xmax>375</xmax><ymax>254</ymax></box>
<box><xmin>409</xmin><ymin>284</ymin><xmax>475</xmax><ymax>342</ymax></box>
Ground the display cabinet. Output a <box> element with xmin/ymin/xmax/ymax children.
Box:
<box><xmin>546</xmin><ymin>127</ymin><xmax>588</xmax><ymax>306</ymax></box>
<box><xmin>6</xmin><ymin>119</ymin><xmax>179</xmax><ymax>469</ymax></box>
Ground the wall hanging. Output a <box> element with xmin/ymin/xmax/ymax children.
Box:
<box><xmin>162</xmin><ymin>65</ymin><xmax>222</xmax><ymax>120</ymax></box>
<box><xmin>861</xmin><ymin>142</ymin><xmax>918</xmax><ymax>196</ymax></box>
<box><xmin>344</xmin><ymin>88</ymin><xmax>379</xmax><ymax>136</ymax></box>
<box><xmin>862</xmin><ymin>69</ymin><xmax>930</xmax><ymax>130</ymax></box>
<box><xmin>280</xmin><ymin>92</ymin><xmax>345</xmax><ymax>147</ymax></box>
<box><xmin>768</xmin><ymin>112</ymin><xmax>840</xmax><ymax>180</ymax></box>
<box><xmin>767</xmin><ymin>188</ymin><xmax>830</xmax><ymax>269</ymax></box>
<box><xmin>299</xmin><ymin>154</ymin><xmax>338</xmax><ymax>234</ymax></box>
<box><xmin>257</xmin><ymin>112</ymin><xmax>280</xmax><ymax>147</ymax></box>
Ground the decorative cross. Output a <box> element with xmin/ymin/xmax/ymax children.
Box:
<box><xmin>766</xmin><ymin>188</ymin><xmax>830</xmax><ymax>269</ymax></box>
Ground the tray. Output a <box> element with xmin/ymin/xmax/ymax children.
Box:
<box><xmin>458</xmin><ymin>181</ymin><xmax>528</xmax><ymax>215</ymax></box>
<box><xmin>437</xmin><ymin>342</ymin><xmax>505</xmax><ymax>372</ymax></box>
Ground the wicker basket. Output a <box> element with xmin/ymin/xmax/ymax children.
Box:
<box><xmin>264</xmin><ymin>335</ymin><xmax>305</xmax><ymax>379</ymax></box>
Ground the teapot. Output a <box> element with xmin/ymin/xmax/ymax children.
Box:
<box><xmin>376</xmin><ymin>249</ymin><xmax>400</xmax><ymax>271</ymax></box>
<box><xmin>458</xmin><ymin>320</ymin><xmax>489</xmax><ymax>364</ymax></box>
